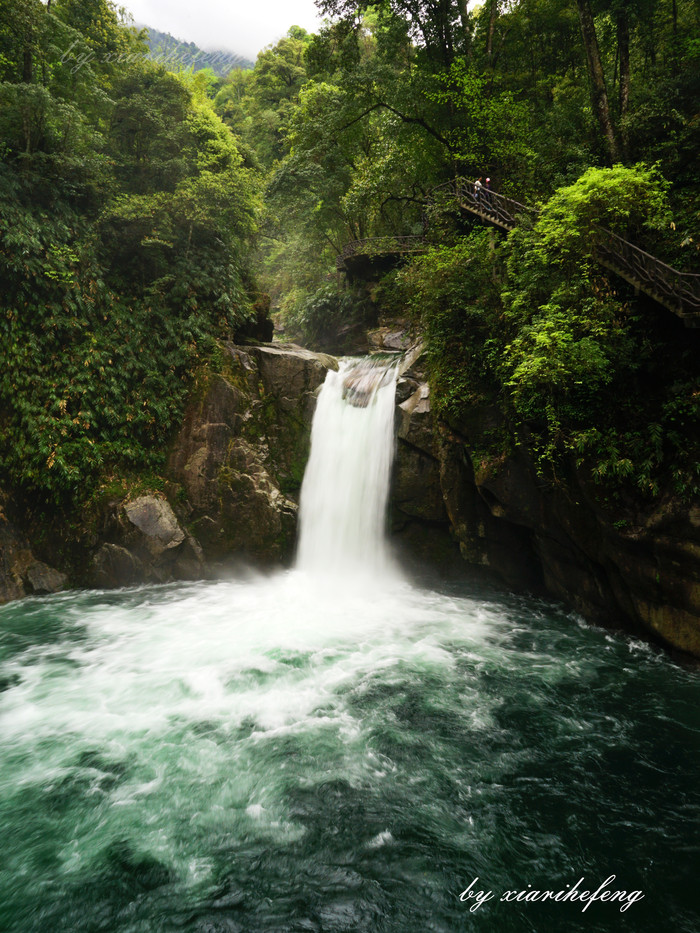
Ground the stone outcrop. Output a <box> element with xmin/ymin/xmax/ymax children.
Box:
<box><xmin>391</xmin><ymin>378</ymin><xmax>466</xmax><ymax>571</ymax></box>
<box><xmin>437</xmin><ymin>403</ymin><xmax>700</xmax><ymax>656</ymax></box>
<box><xmin>0</xmin><ymin>493</ymin><xmax>67</xmax><ymax>603</ymax></box>
<box><xmin>88</xmin><ymin>342</ymin><xmax>337</xmax><ymax>586</ymax></box>
<box><xmin>89</xmin><ymin>495</ymin><xmax>205</xmax><ymax>587</ymax></box>
<box><xmin>393</xmin><ymin>383</ymin><xmax>447</xmax><ymax>527</ymax></box>
<box><xmin>166</xmin><ymin>342</ymin><xmax>336</xmax><ymax>565</ymax></box>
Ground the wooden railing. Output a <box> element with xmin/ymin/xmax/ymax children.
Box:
<box><xmin>593</xmin><ymin>228</ymin><xmax>700</xmax><ymax>322</ymax></box>
<box><xmin>336</xmin><ymin>178</ymin><xmax>700</xmax><ymax>325</ymax></box>
<box><xmin>430</xmin><ymin>177</ymin><xmax>530</xmax><ymax>231</ymax></box>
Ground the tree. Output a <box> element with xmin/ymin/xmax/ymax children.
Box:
<box><xmin>316</xmin><ymin>0</ymin><xmax>470</xmax><ymax>67</ymax></box>
<box><xmin>215</xmin><ymin>29</ymin><xmax>311</xmax><ymax>169</ymax></box>
<box><xmin>575</xmin><ymin>0</ymin><xmax>619</xmax><ymax>162</ymax></box>
<box><xmin>0</xmin><ymin>1</ymin><xmax>260</xmax><ymax>506</ymax></box>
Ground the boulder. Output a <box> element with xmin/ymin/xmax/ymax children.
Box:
<box><xmin>25</xmin><ymin>561</ymin><xmax>68</xmax><ymax>595</ymax></box>
<box><xmin>368</xmin><ymin>326</ymin><xmax>412</xmax><ymax>351</ymax></box>
<box><xmin>397</xmin><ymin>383</ymin><xmax>437</xmax><ymax>458</ymax></box>
<box><xmin>91</xmin><ymin>544</ymin><xmax>144</xmax><ymax>589</ymax></box>
<box><xmin>86</xmin><ymin>494</ymin><xmax>206</xmax><ymax>588</ymax></box>
<box><xmin>250</xmin><ymin>343</ymin><xmax>337</xmax><ymax>401</ymax></box>
<box><xmin>122</xmin><ymin>497</ymin><xmax>185</xmax><ymax>557</ymax></box>
<box><xmin>396</xmin><ymin>376</ymin><xmax>420</xmax><ymax>404</ymax></box>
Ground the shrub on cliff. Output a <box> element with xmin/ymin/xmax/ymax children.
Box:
<box><xmin>397</xmin><ymin>231</ymin><xmax>503</xmax><ymax>422</ymax></box>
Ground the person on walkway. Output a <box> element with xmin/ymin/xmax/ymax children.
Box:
<box><xmin>474</xmin><ymin>176</ymin><xmax>483</xmax><ymax>206</ymax></box>
<box><xmin>484</xmin><ymin>177</ymin><xmax>492</xmax><ymax>210</ymax></box>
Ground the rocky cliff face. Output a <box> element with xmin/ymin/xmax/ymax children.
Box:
<box><xmin>165</xmin><ymin>343</ymin><xmax>336</xmax><ymax>566</ymax></box>
<box><xmin>3</xmin><ymin>333</ymin><xmax>699</xmax><ymax>660</ymax></box>
<box><xmin>392</xmin><ymin>378</ymin><xmax>700</xmax><ymax>658</ymax></box>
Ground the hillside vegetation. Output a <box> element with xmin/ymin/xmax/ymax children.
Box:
<box><xmin>215</xmin><ymin>0</ymin><xmax>698</xmax><ymax>503</ymax></box>
<box><xmin>0</xmin><ymin>0</ymin><xmax>259</xmax><ymax>508</ymax></box>
<box><xmin>143</xmin><ymin>26</ymin><xmax>253</xmax><ymax>76</ymax></box>
<box><xmin>1</xmin><ymin>0</ymin><xmax>699</xmax><ymax>513</ymax></box>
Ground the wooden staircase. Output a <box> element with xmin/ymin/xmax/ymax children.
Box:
<box><xmin>337</xmin><ymin>178</ymin><xmax>700</xmax><ymax>327</ymax></box>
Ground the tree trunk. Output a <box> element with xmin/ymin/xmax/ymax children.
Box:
<box><xmin>456</xmin><ymin>0</ymin><xmax>471</xmax><ymax>57</ymax></box>
<box><xmin>671</xmin><ymin>0</ymin><xmax>679</xmax><ymax>74</ymax></box>
<box><xmin>23</xmin><ymin>48</ymin><xmax>33</xmax><ymax>83</ymax></box>
<box><xmin>438</xmin><ymin>0</ymin><xmax>454</xmax><ymax>66</ymax></box>
<box><xmin>617</xmin><ymin>1</ymin><xmax>630</xmax><ymax>157</ymax></box>
<box><xmin>575</xmin><ymin>0</ymin><xmax>619</xmax><ymax>163</ymax></box>
<box><xmin>486</xmin><ymin>0</ymin><xmax>497</xmax><ymax>66</ymax></box>
<box><xmin>43</xmin><ymin>1</ymin><xmax>52</xmax><ymax>85</ymax></box>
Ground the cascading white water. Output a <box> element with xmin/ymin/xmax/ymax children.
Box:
<box><xmin>296</xmin><ymin>357</ymin><xmax>398</xmax><ymax>579</ymax></box>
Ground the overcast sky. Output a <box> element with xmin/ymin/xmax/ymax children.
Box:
<box><xmin>121</xmin><ymin>0</ymin><xmax>323</xmax><ymax>59</ymax></box>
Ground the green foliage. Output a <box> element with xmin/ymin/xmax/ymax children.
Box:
<box><xmin>215</xmin><ymin>29</ymin><xmax>312</xmax><ymax>170</ymax></box>
<box><xmin>428</xmin><ymin>60</ymin><xmax>537</xmax><ymax>187</ymax></box>
<box><xmin>529</xmin><ymin>163</ymin><xmax>672</xmax><ymax>258</ymax></box>
<box><xmin>0</xmin><ymin>5</ymin><xmax>260</xmax><ymax>507</ymax></box>
<box><xmin>2</xmin><ymin>0</ymin><xmax>700</xmax><ymax>514</ymax></box>
<box><xmin>256</xmin><ymin>16</ymin><xmax>450</xmax><ymax>320</ymax></box>
<box><xmin>499</xmin><ymin>164</ymin><xmax>671</xmax><ymax>455</ymax></box>
<box><xmin>397</xmin><ymin>232</ymin><xmax>502</xmax><ymax>420</ymax></box>
<box><xmin>399</xmin><ymin>165</ymin><xmax>700</xmax><ymax>498</ymax></box>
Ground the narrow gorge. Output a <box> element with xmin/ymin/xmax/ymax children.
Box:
<box><xmin>3</xmin><ymin>331</ymin><xmax>700</xmax><ymax>659</ymax></box>
<box><xmin>1</xmin><ymin>339</ymin><xmax>698</xmax><ymax>933</ymax></box>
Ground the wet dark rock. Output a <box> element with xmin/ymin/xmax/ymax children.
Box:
<box><xmin>393</xmin><ymin>382</ymin><xmax>445</xmax><ymax>524</ymax></box>
<box><xmin>397</xmin><ymin>384</ymin><xmax>436</xmax><ymax>458</ymax></box>
<box><xmin>390</xmin><ymin>380</ymin><xmax>700</xmax><ymax>657</ymax></box>
<box><xmin>91</xmin><ymin>544</ymin><xmax>144</xmax><ymax>588</ymax></box>
<box><xmin>391</xmin><ymin>379</ymin><xmax>454</xmax><ymax>558</ymax></box>
<box><xmin>0</xmin><ymin>493</ymin><xmax>67</xmax><ymax>602</ymax></box>
<box><xmin>25</xmin><ymin>561</ymin><xmax>68</xmax><ymax>595</ymax></box>
<box><xmin>87</xmin><ymin>496</ymin><xmax>203</xmax><ymax>587</ymax></box>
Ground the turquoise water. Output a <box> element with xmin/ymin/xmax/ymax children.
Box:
<box><xmin>0</xmin><ymin>572</ymin><xmax>698</xmax><ymax>932</ymax></box>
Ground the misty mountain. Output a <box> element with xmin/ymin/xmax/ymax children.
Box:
<box><xmin>142</xmin><ymin>26</ymin><xmax>254</xmax><ymax>76</ymax></box>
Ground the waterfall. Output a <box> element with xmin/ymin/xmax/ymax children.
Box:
<box><xmin>296</xmin><ymin>357</ymin><xmax>398</xmax><ymax>579</ymax></box>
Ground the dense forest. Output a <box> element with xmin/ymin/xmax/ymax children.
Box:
<box><xmin>0</xmin><ymin>0</ymin><xmax>260</xmax><ymax>508</ymax></box>
<box><xmin>1</xmin><ymin>0</ymin><xmax>699</xmax><ymax>517</ymax></box>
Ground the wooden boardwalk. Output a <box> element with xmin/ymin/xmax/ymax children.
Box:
<box><xmin>337</xmin><ymin>178</ymin><xmax>700</xmax><ymax>327</ymax></box>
